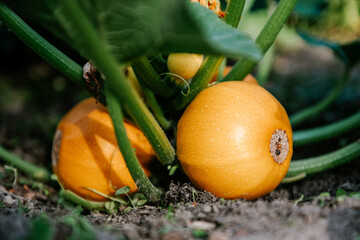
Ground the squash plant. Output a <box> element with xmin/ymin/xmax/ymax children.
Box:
<box><xmin>0</xmin><ymin>0</ymin><xmax>360</xmax><ymax>208</ymax></box>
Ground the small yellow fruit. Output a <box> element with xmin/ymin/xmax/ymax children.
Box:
<box><xmin>167</xmin><ymin>53</ymin><xmax>204</xmax><ymax>80</ymax></box>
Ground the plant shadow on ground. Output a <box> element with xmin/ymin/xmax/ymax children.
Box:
<box><xmin>0</xmin><ymin>30</ymin><xmax>360</xmax><ymax>240</ymax></box>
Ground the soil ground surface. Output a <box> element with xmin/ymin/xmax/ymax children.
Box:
<box><xmin>0</xmin><ymin>30</ymin><xmax>360</xmax><ymax>240</ymax></box>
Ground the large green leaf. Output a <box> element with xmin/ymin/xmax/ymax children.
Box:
<box><xmin>4</xmin><ymin>0</ymin><xmax>261</xmax><ymax>62</ymax></box>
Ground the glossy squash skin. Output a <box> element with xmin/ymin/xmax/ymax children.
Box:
<box><xmin>52</xmin><ymin>98</ymin><xmax>154</xmax><ymax>201</ymax></box>
<box><xmin>176</xmin><ymin>81</ymin><xmax>293</xmax><ymax>200</ymax></box>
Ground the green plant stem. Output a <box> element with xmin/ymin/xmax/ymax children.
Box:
<box><xmin>131</xmin><ymin>57</ymin><xmax>176</xmax><ymax>98</ymax></box>
<box><xmin>171</xmin><ymin>0</ymin><xmax>246</xmax><ymax>111</ymax></box>
<box><xmin>0</xmin><ymin>145</ymin><xmax>51</xmax><ymax>182</ymax></box>
<box><xmin>221</xmin><ymin>0</ymin><xmax>298</xmax><ymax>82</ymax></box>
<box><xmin>224</xmin><ymin>0</ymin><xmax>246</xmax><ymax>28</ymax></box>
<box><xmin>140</xmin><ymin>82</ymin><xmax>173</xmax><ymax>130</ymax></box>
<box><xmin>61</xmin><ymin>0</ymin><xmax>175</xmax><ymax>166</ymax></box>
<box><xmin>290</xmin><ymin>67</ymin><xmax>351</xmax><ymax>126</ymax></box>
<box><xmin>0</xmin><ymin>3</ymin><xmax>105</xmax><ymax>104</ymax></box>
<box><xmin>60</xmin><ymin>190</ymin><xmax>106</xmax><ymax>210</ymax></box>
<box><xmin>283</xmin><ymin>139</ymin><xmax>360</xmax><ymax>183</ymax></box>
<box><xmin>172</xmin><ymin>56</ymin><xmax>224</xmax><ymax>111</ymax></box>
<box><xmin>293</xmin><ymin>110</ymin><xmax>360</xmax><ymax>147</ymax></box>
<box><xmin>106</xmin><ymin>90</ymin><xmax>162</xmax><ymax>202</ymax></box>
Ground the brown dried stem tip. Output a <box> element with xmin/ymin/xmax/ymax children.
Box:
<box><xmin>270</xmin><ymin>129</ymin><xmax>289</xmax><ymax>164</ymax></box>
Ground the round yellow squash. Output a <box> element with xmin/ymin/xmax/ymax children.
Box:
<box><xmin>52</xmin><ymin>98</ymin><xmax>154</xmax><ymax>201</ymax></box>
<box><xmin>176</xmin><ymin>81</ymin><xmax>293</xmax><ymax>200</ymax></box>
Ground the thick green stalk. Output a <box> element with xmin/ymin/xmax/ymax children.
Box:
<box><xmin>293</xmin><ymin>110</ymin><xmax>360</xmax><ymax>147</ymax></box>
<box><xmin>0</xmin><ymin>3</ymin><xmax>105</xmax><ymax>104</ymax></box>
<box><xmin>131</xmin><ymin>57</ymin><xmax>176</xmax><ymax>98</ymax></box>
<box><xmin>61</xmin><ymin>0</ymin><xmax>175</xmax><ymax>165</ymax></box>
<box><xmin>106</xmin><ymin>91</ymin><xmax>162</xmax><ymax>202</ymax></box>
<box><xmin>0</xmin><ymin>145</ymin><xmax>51</xmax><ymax>182</ymax></box>
<box><xmin>283</xmin><ymin>139</ymin><xmax>360</xmax><ymax>183</ymax></box>
<box><xmin>172</xmin><ymin>0</ymin><xmax>246</xmax><ymax>111</ymax></box>
<box><xmin>290</xmin><ymin>67</ymin><xmax>351</xmax><ymax>126</ymax></box>
<box><xmin>221</xmin><ymin>0</ymin><xmax>298</xmax><ymax>82</ymax></box>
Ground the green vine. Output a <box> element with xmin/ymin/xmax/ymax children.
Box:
<box><xmin>139</xmin><ymin>82</ymin><xmax>173</xmax><ymax>130</ymax></box>
<box><xmin>283</xmin><ymin>139</ymin><xmax>360</xmax><ymax>183</ymax></box>
<box><xmin>106</xmin><ymin>90</ymin><xmax>162</xmax><ymax>202</ymax></box>
<box><xmin>293</xmin><ymin>110</ymin><xmax>360</xmax><ymax>147</ymax></box>
<box><xmin>290</xmin><ymin>66</ymin><xmax>351</xmax><ymax>126</ymax></box>
<box><xmin>0</xmin><ymin>145</ymin><xmax>51</xmax><ymax>182</ymax></box>
<box><xmin>60</xmin><ymin>189</ymin><xmax>106</xmax><ymax>210</ymax></box>
<box><xmin>221</xmin><ymin>0</ymin><xmax>298</xmax><ymax>82</ymax></box>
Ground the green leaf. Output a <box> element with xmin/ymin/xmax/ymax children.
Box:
<box><xmin>294</xmin><ymin>0</ymin><xmax>328</xmax><ymax>18</ymax></box>
<box><xmin>7</xmin><ymin>0</ymin><xmax>261</xmax><ymax>62</ymax></box>
<box><xmin>115</xmin><ymin>186</ymin><xmax>130</xmax><ymax>196</ymax></box>
<box><xmin>168</xmin><ymin>165</ymin><xmax>178</xmax><ymax>176</ymax></box>
<box><xmin>192</xmin><ymin>229</ymin><xmax>208</xmax><ymax>238</ymax></box>
<box><xmin>63</xmin><ymin>216</ymin><xmax>96</xmax><ymax>240</ymax></box>
<box><xmin>28</xmin><ymin>215</ymin><xmax>54</xmax><ymax>240</ymax></box>
<box><xmin>123</xmin><ymin>206</ymin><xmax>132</xmax><ymax>214</ymax></box>
<box><xmin>349</xmin><ymin>192</ymin><xmax>360</xmax><ymax>200</ymax></box>
<box><xmin>137</xmin><ymin>199</ymin><xmax>147</xmax><ymax>206</ymax></box>
<box><xmin>104</xmin><ymin>201</ymin><xmax>118</xmax><ymax>213</ymax></box>
<box><xmin>336</xmin><ymin>188</ymin><xmax>348</xmax><ymax>198</ymax></box>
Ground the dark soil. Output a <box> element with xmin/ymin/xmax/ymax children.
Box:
<box><xmin>0</xmin><ymin>27</ymin><xmax>360</xmax><ymax>240</ymax></box>
<box><xmin>0</xmin><ymin>166</ymin><xmax>360</xmax><ymax>240</ymax></box>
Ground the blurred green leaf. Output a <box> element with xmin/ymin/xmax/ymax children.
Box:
<box><xmin>294</xmin><ymin>0</ymin><xmax>328</xmax><ymax>18</ymax></box>
<box><xmin>192</xmin><ymin>229</ymin><xmax>208</xmax><ymax>238</ymax></box>
<box><xmin>115</xmin><ymin>186</ymin><xmax>130</xmax><ymax>196</ymax></box>
<box><xmin>349</xmin><ymin>192</ymin><xmax>360</xmax><ymax>199</ymax></box>
<box><xmin>5</xmin><ymin>0</ymin><xmax>261</xmax><ymax>62</ymax></box>
<box><xmin>63</xmin><ymin>215</ymin><xmax>96</xmax><ymax>240</ymax></box>
<box><xmin>137</xmin><ymin>199</ymin><xmax>147</xmax><ymax>206</ymax></box>
<box><xmin>27</xmin><ymin>215</ymin><xmax>54</xmax><ymax>240</ymax></box>
<box><xmin>336</xmin><ymin>188</ymin><xmax>348</xmax><ymax>198</ymax></box>
<box><xmin>104</xmin><ymin>201</ymin><xmax>118</xmax><ymax>213</ymax></box>
<box><xmin>298</xmin><ymin>32</ymin><xmax>360</xmax><ymax>65</ymax></box>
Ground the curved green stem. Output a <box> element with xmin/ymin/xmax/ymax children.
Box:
<box><xmin>221</xmin><ymin>0</ymin><xmax>298</xmax><ymax>82</ymax></box>
<box><xmin>131</xmin><ymin>57</ymin><xmax>176</xmax><ymax>98</ymax></box>
<box><xmin>60</xmin><ymin>190</ymin><xmax>107</xmax><ymax>210</ymax></box>
<box><xmin>281</xmin><ymin>172</ymin><xmax>307</xmax><ymax>184</ymax></box>
<box><xmin>283</xmin><ymin>139</ymin><xmax>360</xmax><ymax>183</ymax></box>
<box><xmin>61</xmin><ymin>0</ymin><xmax>175</xmax><ymax>166</ymax></box>
<box><xmin>171</xmin><ymin>0</ymin><xmax>246</xmax><ymax>111</ymax></box>
<box><xmin>140</xmin><ymin>82</ymin><xmax>173</xmax><ymax>130</ymax></box>
<box><xmin>0</xmin><ymin>3</ymin><xmax>105</xmax><ymax>104</ymax></box>
<box><xmin>290</xmin><ymin>67</ymin><xmax>351</xmax><ymax>126</ymax></box>
<box><xmin>293</xmin><ymin>110</ymin><xmax>360</xmax><ymax>147</ymax></box>
<box><xmin>106</xmin><ymin>90</ymin><xmax>162</xmax><ymax>202</ymax></box>
<box><xmin>172</xmin><ymin>56</ymin><xmax>224</xmax><ymax>111</ymax></box>
<box><xmin>0</xmin><ymin>145</ymin><xmax>51</xmax><ymax>182</ymax></box>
